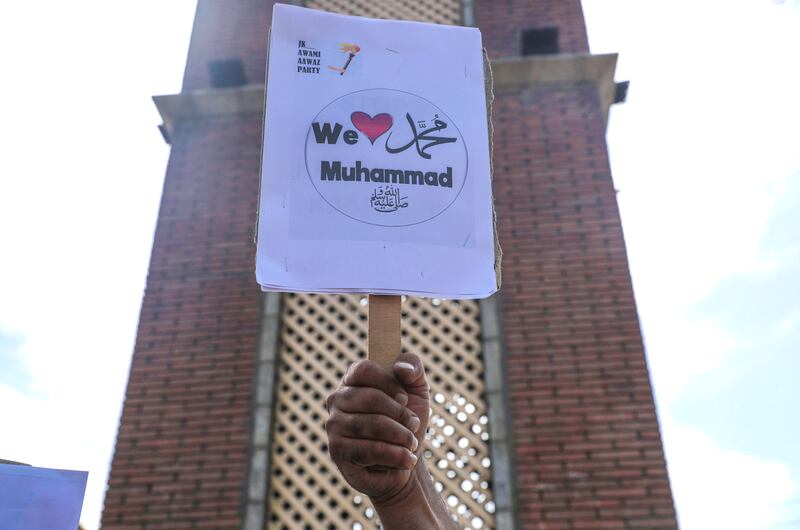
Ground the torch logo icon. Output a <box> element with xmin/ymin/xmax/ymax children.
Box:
<box><xmin>328</xmin><ymin>43</ymin><xmax>361</xmax><ymax>75</ymax></box>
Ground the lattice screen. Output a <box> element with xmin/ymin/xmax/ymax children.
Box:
<box><xmin>305</xmin><ymin>0</ymin><xmax>462</xmax><ymax>25</ymax></box>
<box><xmin>267</xmin><ymin>294</ymin><xmax>496</xmax><ymax>529</ymax></box>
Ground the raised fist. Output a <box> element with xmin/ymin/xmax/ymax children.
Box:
<box><xmin>325</xmin><ymin>353</ymin><xmax>430</xmax><ymax>503</ymax></box>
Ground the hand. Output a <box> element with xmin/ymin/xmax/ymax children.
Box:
<box><xmin>325</xmin><ymin>353</ymin><xmax>431</xmax><ymax>503</ymax></box>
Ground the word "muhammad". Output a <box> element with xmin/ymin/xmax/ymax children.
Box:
<box><xmin>321</xmin><ymin>161</ymin><xmax>453</xmax><ymax>187</ymax></box>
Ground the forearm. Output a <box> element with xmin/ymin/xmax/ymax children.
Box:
<box><xmin>371</xmin><ymin>461</ymin><xmax>460</xmax><ymax>530</ymax></box>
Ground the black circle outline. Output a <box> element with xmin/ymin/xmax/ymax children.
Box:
<box><xmin>304</xmin><ymin>88</ymin><xmax>469</xmax><ymax>227</ymax></box>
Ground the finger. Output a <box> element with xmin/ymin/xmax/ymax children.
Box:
<box><xmin>329</xmin><ymin>386</ymin><xmax>421</xmax><ymax>432</ymax></box>
<box><xmin>327</xmin><ymin>411</ymin><xmax>418</xmax><ymax>451</ymax></box>
<box><xmin>392</xmin><ymin>352</ymin><xmax>429</xmax><ymax>398</ymax></box>
<box><xmin>343</xmin><ymin>360</ymin><xmax>408</xmax><ymax>405</ymax></box>
<box><xmin>329</xmin><ymin>436</ymin><xmax>417</xmax><ymax>469</ymax></box>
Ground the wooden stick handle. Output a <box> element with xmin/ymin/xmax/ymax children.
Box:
<box><xmin>368</xmin><ymin>295</ymin><xmax>401</xmax><ymax>370</ymax></box>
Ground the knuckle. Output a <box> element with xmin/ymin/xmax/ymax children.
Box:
<box><xmin>350</xmin><ymin>445</ymin><xmax>367</xmax><ymax>465</ymax></box>
<box><xmin>397</xmin><ymin>404</ymin><xmax>410</xmax><ymax>424</ymax></box>
<box><xmin>388</xmin><ymin>381</ymin><xmax>404</xmax><ymax>399</ymax></box>
<box><xmin>389</xmin><ymin>446</ymin><xmax>406</xmax><ymax>467</ymax></box>
<box><xmin>339</xmin><ymin>385</ymin><xmax>357</xmax><ymax>404</ymax></box>
<box><xmin>392</xmin><ymin>425</ymin><xmax>410</xmax><ymax>447</ymax></box>
<box><xmin>406</xmin><ymin>430</ymin><xmax>417</xmax><ymax>447</ymax></box>
<box><xmin>375</xmin><ymin>442</ymin><xmax>397</xmax><ymax>467</ymax></box>
<box><xmin>387</xmin><ymin>395</ymin><xmax>404</xmax><ymax>417</ymax></box>
<box><xmin>325</xmin><ymin>411</ymin><xmax>341</xmax><ymax>432</ymax></box>
<box><xmin>358</xmin><ymin>387</ymin><xmax>382</xmax><ymax>410</ymax></box>
<box><xmin>377</xmin><ymin>417</ymin><xmax>401</xmax><ymax>445</ymax></box>
<box><xmin>330</xmin><ymin>385</ymin><xmax>353</xmax><ymax>405</ymax></box>
<box><xmin>341</xmin><ymin>414</ymin><xmax>359</xmax><ymax>436</ymax></box>
<box><xmin>327</xmin><ymin>436</ymin><xmax>342</xmax><ymax>459</ymax></box>
<box><xmin>349</xmin><ymin>359</ymin><xmax>370</xmax><ymax>380</ymax></box>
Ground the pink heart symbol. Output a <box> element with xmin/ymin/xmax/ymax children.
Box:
<box><xmin>351</xmin><ymin>112</ymin><xmax>393</xmax><ymax>145</ymax></box>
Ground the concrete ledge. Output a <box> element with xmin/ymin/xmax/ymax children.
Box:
<box><xmin>153</xmin><ymin>84</ymin><xmax>265</xmax><ymax>139</ymax></box>
<box><xmin>491</xmin><ymin>53</ymin><xmax>619</xmax><ymax>122</ymax></box>
<box><xmin>153</xmin><ymin>53</ymin><xmax>619</xmax><ymax>138</ymax></box>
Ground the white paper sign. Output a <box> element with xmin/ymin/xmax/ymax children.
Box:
<box><xmin>256</xmin><ymin>4</ymin><xmax>497</xmax><ymax>299</ymax></box>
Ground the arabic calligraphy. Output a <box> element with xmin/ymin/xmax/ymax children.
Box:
<box><xmin>370</xmin><ymin>185</ymin><xmax>409</xmax><ymax>213</ymax></box>
<box><xmin>304</xmin><ymin>88</ymin><xmax>468</xmax><ymax>227</ymax></box>
<box><xmin>385</xmin><ymin>113</ymin><xmax>457</xmax><ymax>160</ymax></box>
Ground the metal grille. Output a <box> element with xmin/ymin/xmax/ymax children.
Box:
<box><xmin>305</xmin><ymin>0</ymin><xmax>462</xmax><ymax>25</ymax></box>
<box><xmin>267</xmin><ymin>293</ymin><xmax>496</xmax><ymax>529</ymax></box>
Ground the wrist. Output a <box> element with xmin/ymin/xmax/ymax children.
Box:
<box><xmin>369</xmin><ymin>461</ymin><xmax>427</xmax><ymax>509</ymax></box>
<box><xmin>370</xmin><ymin>461</ymin><xmax>458</xmax><ymax>530</ymax></box>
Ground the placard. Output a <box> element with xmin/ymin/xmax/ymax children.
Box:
<box><xmin>0</xmin><ymin>464</ymin><xmax>88</xmax><ymax>530</ymax></box>
<box><xmin>256</xmin><ymin>4</ymin><xmax>497</xmax><ymax>299</ymax></box>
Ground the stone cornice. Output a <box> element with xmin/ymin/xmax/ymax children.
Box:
<box><xmin>153</xmin><ymin>53</ymin><xmax>619</xmax><ymax>139</ymax></box>
<box><xmin>491</xmin><ymin>53</ymin><xmax>619</xmax><ymax>122</ymax></box>
<box><xmin>153</xmin><ymin>85</ymin><xmax>266</xmax><ymax>140</ymax></box>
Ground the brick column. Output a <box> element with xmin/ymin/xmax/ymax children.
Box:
<box><xmin>182</xmin><ymin>0</ymin><xmax>280</xmax><ymax>90</ymax></box>
<box><xmin>477</xmin><ymin>0</ymin><xmax>678</xmax><ymax>526</ymax></box>
<box><xmin>101</xmin><ymin>112</ymin><xmax>265</xmax><ymax>529</ymax></box>
<box><xmin>101</xmin><ymin>2</ymin><xmax>276</xmax><ymax>527</ymax></box>
<box><xmin>476</xmin><ymin>0</ymin><xmax>590</xmax><ymax>58</ymax></box>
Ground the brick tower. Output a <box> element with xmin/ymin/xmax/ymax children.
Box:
<box><xmin>102</xmin><ymin>1</ymin><xmax>677</xmax><ymax>529</ymax></box>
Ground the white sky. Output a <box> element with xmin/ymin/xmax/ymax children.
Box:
<box><xmin>0</xmin><ymin>1</ymin><xmax>798</xmax><ymax>529</ymax></box>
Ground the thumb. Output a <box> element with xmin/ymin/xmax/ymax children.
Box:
<box><xmin>392</xmin><ymin>353</ymin><xmax>429</xmax><ymax>398</ymax></box>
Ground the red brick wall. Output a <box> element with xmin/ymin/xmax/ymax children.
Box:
<box><xmin>182</xmin><ymin>0</ymin><xmax>278</xmax><ymax>90</ymax></box>
<box><xmin>490</xmin><ymin>81</ymin><xmax>676</xmax><ymax>528</ymax></box>
<box><xmin>104</xmin><ymin>2</ymin><xmax>272</xmax><ymax>525</ymax></box>
<box><xmin>477</xmin><ymin>0</ymin><xmax>678</xmax><ymax>520</ymax></box>
<box><xmin>475</xmin><ymin>0</ymin><xmax>589</xmax><ymax>58</ymax></box>
<box><xmin>101</xmin><ymin>115</ymin><xmax>264</xmax><ymax>528</ymax></box>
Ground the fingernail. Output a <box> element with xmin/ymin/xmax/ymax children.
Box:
<box><xmin>408</xmin><ymin>415</ymin><xmax>421</xmax><ymax>433</ymax></box>
<box><xmin>394</xmin><ymin>393</ymin><xmax>408</xmax><ymax>406</ymax></box>
<box><xmin>412</xmin><ymin>437</ymin><xmax>418</xmax><ymax>451</ymax></box>
<box><xmin>396</xmin><ymin>362</ymin><xmax>415</xmax><ymax>372</ymax></box>
<box><xmin>408</xmin><ymin>451</ymin><xmax>418</xmax><ymax>464</ymax></box>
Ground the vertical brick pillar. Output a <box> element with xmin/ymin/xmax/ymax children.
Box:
<box><xmin>182</xmin><ymin>0</ymin><xmax>278</xmax><ymax>90</ymax></box>
<box><xmin>101</xmin><ymin>115</ymin><xmax>264</xmax><ymax>529</ymax></box>
<box><xmin>476</xmin><ymin>0</ymin><xmax>589</xmax><ymax>58</ymax></box>
<box><xmin>101</xmin><ymin>2</ymin><xmax>278</xmax><ymax>527</ymax></box>
<box><xmin>477</xmin><ymin>0</ymin><xmax>678</xmax><ymax>527</ymax></box>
